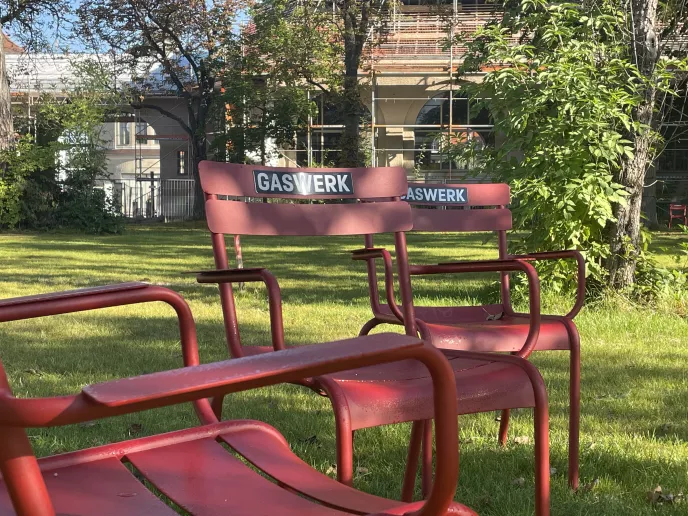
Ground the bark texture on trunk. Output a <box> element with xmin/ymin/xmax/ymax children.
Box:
<box><xmin>339</xmin><ymin>73</ymin><xmax>364</xmax><ymax>167</ymax></box>
<box><xmin>337</xmin><ymin>0</ymin><xmax>368</xmax><ymax>168</ymax></box>
<box><xmin>192</xmin><ymin>135</ymin><xmax>207</xmax><ymax>219</ymax></box>
<box><xmin>0</xmin><ymin>32</ymin><xmax>15</xmax><ymax>152</ymax></box>
<box><xmin>641</xmin><ymin>163</ymin><xmax>659</xmax><ymax>229</ymax></box>
<box><xmin>608</xmin><ymin>0</ymin><xmax>660</xmax><ymax>288</ymax></box>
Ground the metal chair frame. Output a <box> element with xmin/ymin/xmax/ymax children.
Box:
<box><xmin>356</xmin><ymin>182</ymin><xmax>582</xmax><ymax>490</ymax></box>
<box><xmin>197</xmin><ymin>164</ymin><xmax>551</xmax><ymax>515</ymax></box>
<box><xmin>0</xmin><ymin>282</ymin><xmax>474</xmax><ymax>515</ymax></box>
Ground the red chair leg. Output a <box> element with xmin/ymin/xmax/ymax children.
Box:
<box><xmin>401</xmin><ymin>420</ymin><xmax>424</xmax><ymax>502</ymax></box>
<box><xmin>532</xmin><ymin>379</ymin><xmax>551</xmax><ymax>516</ymax></box>
<box><xmin>211</xmin><ymin>395</ymin><xmax>224</xmax><ymax>420</ymax></box>
<box><xmin>0</xmin><ymin>427</ymin><xmax>55</xmax><ymax>515</ymax></box>
<box><xmin>317</xmin><ymin>377</ymin><xmax>355</xmax><ymax>487</ymax></box>
<box><xmin>498</xmin><ymin>409</ymin><xmax>510</xmax><ymax>446</ymax></box>
<box><xmin>421</xmin><ymin>420</ymin><xmax>433</xmax><ymax>499</ymax></box>
<box><xmin>335</xmin><ymin>416</ymin><xmax>354</xmax><ymax>486</ymax></box>
<box><xmin>564</xmin><ymin>319</ymin><xmax>581</xmax><ymax>490</ymax></box>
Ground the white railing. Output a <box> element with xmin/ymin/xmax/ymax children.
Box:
<box><xmin>105</xmin><ymin>178</ymin><xmax>196</xmax><ymax>220</ymax></box>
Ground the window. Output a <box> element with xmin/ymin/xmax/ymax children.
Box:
<box><xmin>118</xmin><ymin>122</ymin><xmax>131</xmax><ymax>146</ymax></box>
<box><xmin>414</xmin><ymin>92</ymin><xmax>494</xmax><ymax>172</ymax></box>
<box><xmin>135</xmin><ymin>121</ymin><xmax>158</xmax><ymax>146</ymax></box>
<box><xmin>177</xmin><ymin>150</ymin><xmax>187</xmax><ymax>175</ymax></box>
<box><xmin>135</xmin><ymin>121</ymin><xmax>147</xmax><ymax>145</ymax></box>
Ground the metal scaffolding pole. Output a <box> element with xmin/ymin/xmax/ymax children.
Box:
<box><xmin>320</xmin><ymin>95</ymin><xmax>324</xmax><ymax>164</ymax></box>
<box><xmin>307</xmin><ymin>90</ymin><xmax>312</xmax><ymax>166</ymax></box>
<box><xmin>371</xmin><ymin>72</ymin><xmax>377</xmax><ymax>167</ymax></box>
<box><xmin>448</xmin><ymin>20</ymin><xmax>454</xmax><ymax>181</ymax></box>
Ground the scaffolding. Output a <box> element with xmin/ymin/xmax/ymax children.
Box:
<box><xmin>128</xmin><ymin>103</ymin><xmax>193</xmax><ymax>219</ymax></box>
<box><xmin>282</xmin><ymin>4</ymin><xmax>500</xmax><ymax>181</ymax></box>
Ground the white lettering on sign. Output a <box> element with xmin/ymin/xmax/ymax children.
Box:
<box><xmin>402</xmin><ymin>186</ymin><xmax>468</xmax><ymax>204</ymax></box>
<box><xmin>254</xmin><ymin>170</ymin><xmax>354</xmax><ymax>196</ymax></box>
<box><xmin>256</xmin><ymin>172</ymin><xmax>270</xmax><ymax>191</ymax></box>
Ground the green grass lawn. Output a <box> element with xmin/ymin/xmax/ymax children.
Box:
<box><xmin>0</xmin><ymin>224</ymin><xmax>686</xmax><ymax>515</ymax></box>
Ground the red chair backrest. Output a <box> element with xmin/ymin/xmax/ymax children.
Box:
<box><xmin>403</xmin><ymin>182</ymin><xmax>512</xmax><ymax>233</ymax></box>
<box><xmin>199</xmin><ymin>162</ymin><xmax>412</xmax><ymax>236</ymax></box>
<box><xmin>199</xmin><ymin>162</ymin><xmax>418</xmax><ymax>359</ymax></box>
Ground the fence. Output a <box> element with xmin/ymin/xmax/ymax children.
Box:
<box><xmin>104</xmin><ymin>178</ymin><xmax>196</xmax><ymax>221</ymax></box>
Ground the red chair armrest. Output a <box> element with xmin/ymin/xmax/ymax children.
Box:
<box><xmin>412</xmin><ymin>260</ymin><xmax>541</xmax><ymax>358</ymax></box>
<box><xmin>0</xmin><ymin>286</ymin><xmax>198</xmax><ymax>366</ymax></box>
<box><xmin>81</xmin><ymin>333</ymin><xmax>459</xmax><ymax>516</ymax></box>
<box><xmin>351</xmin><ymin>248</ymin><xmax>404</xmax><ymax>321</ymax></box>
<box><xmin>82</xmin><ymin>333</ymin><xmax>422</xmax><ymax>407</ymax></box>
<box><xmin>0</xmin><ymin>282</ymin><xmax>148</xmax><ymax>314</ymax></box>
<box><xmin>0</xmin><ymin>283</ymin><xmax>220</xmax><ymax>425</ymax></box>
<box><xmin>192</xmin><ymin>268</ymin><xmax>285</xmax><ymax>351</ymax></box>
<box><xmin>506</xmin><ymin>250</ymin><xmax>585</xmax><ymax>318</ymax></box>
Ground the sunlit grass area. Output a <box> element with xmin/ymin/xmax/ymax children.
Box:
<box><xmin>0</xmin><ymin>223</ymin><xmax>686</xmax><ymax>515</ymax></box>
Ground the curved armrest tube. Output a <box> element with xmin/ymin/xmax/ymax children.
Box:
<box><xmin>83</xmin><ymin>334</ymin><xmax>424</xmax><ymax>407</ymax></box>
<box><xmin>411</xmin><ymin>260</ymin><xmax>541</xmax><ymax>358</ymax></box>
<box><xmin>351</xmin><ymin>248</ymin><xmax>404</xmax><ymax>321</ymax></box>
<box><xmin>0</xmin><ymin>333</ymin><xmax>422</xmax><ymax>427</ymax></box>
<box><xmin>0</xmin><ymin>283</ymin><xmax>148</xmax><ymax>317</ymax></box>
<box><xmin>0</xmin><ymin>283</ymin><xmax>216</xmax><ymax>424</ymax></box>
<box><xmin>506</xmin><ymin>250</ymin><xmax>585</xmax><ymax>318</ymax></box>
<box><xmin>191</xmin><ymin>267</ymin><xmax>266</xmax><ymax>282</ymax></box>
<box><xmin>194</xmin><ymin>268</ymin><xmax>286</xmax><ymax>351</ymax></box>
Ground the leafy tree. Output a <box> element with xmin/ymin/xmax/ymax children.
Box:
<box><xmin>253</xmin><ymin>0</ymin><xmax>390</xmax><ymax>167</ymax></box>
<box><xmin>451</xmin><ymin>0</ymin><xmax>688</xmax><ymax>291</ymax></box>
<box><xmin>1</xmin><ymin>0</ymin><xmax>68</xmax><ymax>151</ymax></box>
<box><xmin>214</xmin><ymin>2</ymin><xmax>326</xmax><ymax>164</ymax></box>
<box><xmin>6</xmin><ymin>64</ymin><xmax>124</xmax><ymax>233</ymax></box>
<box><xmin>75</xmin><ymin>0</ymin><xmax>247</xmax><ymax>216</ymax></box>
<box><xmin>0</xmin><ymin>136</ymin><xmax>51</xmax><ymax>226</ymax></box>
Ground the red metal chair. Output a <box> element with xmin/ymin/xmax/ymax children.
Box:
<box><xmin>197</xmin><ymin>163</ymin><xmax>551</xmax><ymax>515</ymax></box>
<box><xmin>356</xmin><ymin>182</ymin><xmax>582</xmax><ymax>489</ymax></box>
<box><xmin>669</xmin><ymin>203</ymin><xmax>687</xmax><ymax>228</ymax></box>
<box><xmin>0</xmin><ymin>282</ymin><xmax>474</xmax><ymax>515</ymax></box>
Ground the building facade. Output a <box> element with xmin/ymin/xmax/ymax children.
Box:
<box><xmin>5</xmin><ymin>0</ymin><xmax>688</xmax><ymax>220</ymax></box>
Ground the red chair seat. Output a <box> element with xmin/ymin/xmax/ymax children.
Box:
<box><xmin>322</xmin><ymin>353</ymin><xmax>535</xmax><ymax>431</ymax></box>
<box><xmin>0</xmin><ymin>421</ymin><xmax>476</xmax><ymax>515</ymax></box>
<box><xmin>0</xmin><ymin>457</ymin><xmax>177</xmax><ymax>516</ymax></box>
<box><xmin>376</xmin><ymin>306</ymin><xmax>571</xmax><ymax>352</ymax></box>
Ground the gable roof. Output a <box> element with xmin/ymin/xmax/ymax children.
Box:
<box><xmin>2</xmin><ymin>33</ymin><xmax>23</xmax><ymax>54</ymax></box>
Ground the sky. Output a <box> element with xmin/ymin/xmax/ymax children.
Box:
<box><xmin>3</xmin><ymin>1</ymin><xmax>250</xmax><ymax>53</ymax></box>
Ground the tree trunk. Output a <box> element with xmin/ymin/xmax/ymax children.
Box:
<box><xmin>338</xmin><ymin>73</ymin><xmax>365</xmax><ymax>167</ymax></box>
<box><xmin>0</xmin><ymin>31</ymin><xmax>14</xmax><ymax>153</ymax></box>
<box><xmin>338</xmin><ymin>1</ymin><xmax>367</xmax><ymax>168</ymax></box>
<box><xmin>191</xmin><ymin>135</ymin><xmax>207</xmax><ymax>219</ymax></box>
<box><xmin>607</xmin><ymin>0</ymin><xmax>660</xmax><ymax>288</ymax></box>
<box><xmin>641</xmin><ymin>162</ymin><xmax>659</xmax><ymax>229</ymax></box>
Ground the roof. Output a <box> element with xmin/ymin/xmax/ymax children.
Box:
<box><xmin>6</xmin><ymin>53</ymin><xmax>194</xmax><ymax>96</ymax></box>
<box><xmin>2</xmin><ymin>33</ymin><xmax>23</xmax><ymax>54</ymax></box>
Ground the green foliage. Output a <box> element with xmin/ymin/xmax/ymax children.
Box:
<box><xmin>55</xmin><ymin>187</ymin><xmax>124</xmax><ymax>234</ymax></box>
<box><xmin>0</xmin><ymin>137</ymin><xmax>53</xmax><ymax>228</ymax></box>
<box><xmin>5</xmin><ymin>69</ymin><xmax>124</xmax><ymax>234</ymax></box>
<box><xmin>208</xmin><ymin>0</ymin><xmax>331</xmax><ymax>165</ymax></box>
<box><xmin>448</xmin><ymin>0</ymin><xmax>657</xmax><ymax>290</ymax></box>
<box><xmin>633</xmin><ymin>226</ymin><xmax>688</xmax><ymax>302</ymax></box>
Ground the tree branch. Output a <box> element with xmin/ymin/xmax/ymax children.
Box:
<box><xmin>128</xmin><ymin>102</ymin><xmax>193</xmax><ymax>136</ymax></box>
<box><xmin>129</xmin><ymin>4</ymin><xmax>191</xmax><ymax>98</ymax></box>
<box><xmin>143</xmin><ymin>5</ymin><xmax>202</xmax><ymax>83</ymax></box>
